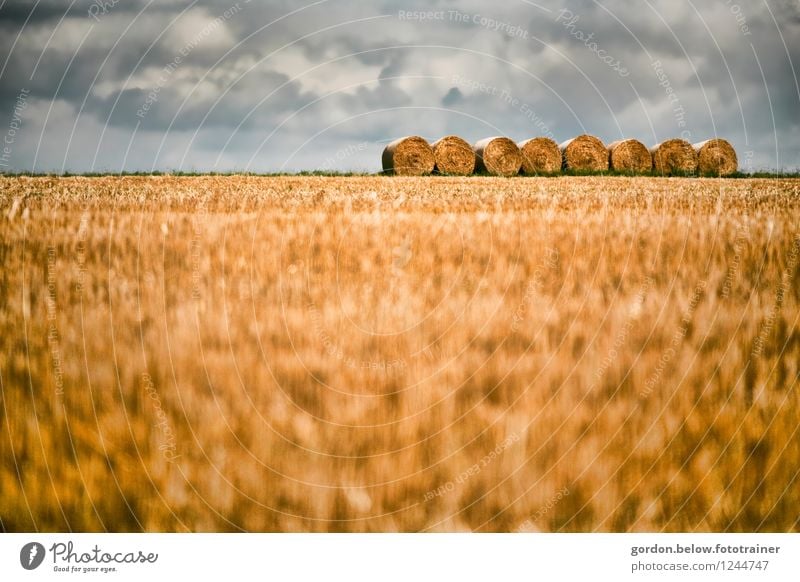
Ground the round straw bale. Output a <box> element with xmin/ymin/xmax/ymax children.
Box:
<box><xmin>473</xmin><ymin>137</ymin><xmax>522</xmax><ymax>177</ymax></box>
<box><xmin>432</xmin><ymin>135</ymin><xmax>476</xmax><ymax>175</ymax></box>
<box><xmin>693</xmin><ymin>139</ymin><xmax>738</xmax><ymax>176</ymax></box>
<box><xmin>518</xmin><ymin>137</ymin><xmax>561</xmax><ymax>175</ymax></box>
<box><xmin>650</xmin><ymin>139</ymin><xmax>698</xmax><ymax>176</ymax></box>
<box><xmin>607</xmin><ymin>139</ymin><xmax>652</xmax><ymax>174</ymax></box>
<box><xmin>559</xmin><ymin>134</ymin><xmax>609</xmax><ymax>172</ymax></box>
<box><xmin>381</xmin><ymin>136</ymin><xmax>435</xmax><ymax>176</ymax></box>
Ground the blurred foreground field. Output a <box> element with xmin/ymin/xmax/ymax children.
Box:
<box><xmin>1</xmin><ymin>175</ymin><xmax>798</xmax><ymax>532</ymax></box>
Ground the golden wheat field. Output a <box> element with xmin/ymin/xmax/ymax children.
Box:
<box><xmin>1</xmin><ymin>175</ymin><xmax>799</xmax><ymax>533</ymax></box>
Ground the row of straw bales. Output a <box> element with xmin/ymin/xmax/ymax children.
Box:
<box><xmin>381</xmin><ymin>135</ymin><xmax>738</xmax><ymax>176</ymax></box>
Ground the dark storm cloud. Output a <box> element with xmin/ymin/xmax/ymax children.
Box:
<box><xmin>442</xmin><ymin>87</ymin><xmax>463</xmax><ymax>106</ymax></box>
<box><xmin>0</xmin><ymin>0</ymin><xmax>94</xmax><ymax>24</ymax></box>
<box><xmin>0</xmin><ymin>0</ymin><xmax>798</xmax><ymax>171</ymax></box>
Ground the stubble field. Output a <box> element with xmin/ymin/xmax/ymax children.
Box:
<box><xmin>1</xmin><ymin>175</ymin><xmax>798</xmax><ymax>532</ymax></box>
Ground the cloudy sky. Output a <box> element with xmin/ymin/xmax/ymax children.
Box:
<box><xmin>0</xmin><ymin>0</ymin><xmax>798</xmax><ymax>172</ymax></box>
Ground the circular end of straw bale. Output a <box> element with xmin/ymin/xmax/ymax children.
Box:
<box><xmin>473</xmin><ymin>137</ymin><xmax>522</xmax><ymax>177</ymax></box>
<box><xmin>381</xmin><ymin>136</ymin><xmax>435</xmax><ymax>176</ymax></box>
<box><xmin>559</xmin><ymin>135</ymin><xmax>609</xmax><ymax>172</ymax></box>
<box><xmin>608</xmin><ymin>139</ymin><xmax>652</xmax><ymax>174</ymax></box>
<box><xmin>518</xmin><ymin>137</ymin><xmax>561</xmax><ymax>175</ymax></box>
<box><xmin>432</xmin><ymin>135</ymin><xmax>476</xmax><ymax>175</ymax></box>
<box><xmin>694</xmin><ymin>139</ymin><xmax>738</xmax><ymax>176</ymax></box>
<box><xmin>650</xmin><ymin>139</ymin><xmax>698</xmax><ymax>176</ymax></box>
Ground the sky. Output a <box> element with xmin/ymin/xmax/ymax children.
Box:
<box><xmin>0</xmin><ymin>0</ymin><xmax>798</xmax><ymax>173</ymax></box>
